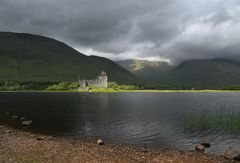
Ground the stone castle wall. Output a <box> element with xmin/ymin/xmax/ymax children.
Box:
<box><xmin>79</xmin><ymin>71</ymin><xmax>108</xmax><ymax>89</ymax></box>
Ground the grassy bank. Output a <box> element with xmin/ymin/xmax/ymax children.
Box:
<box><xmin>1</xmin><ymin>81</ymin><xmax>240</xmax><ymax>93</ymax></box>
<box><xmin>2</xmin><ymin>89</ymin><xmax>240</xmax><ymax>93</ymax></box>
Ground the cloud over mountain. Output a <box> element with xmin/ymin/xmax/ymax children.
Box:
<box><xmin>1</xmin><ymin>0</ymin><xmax>240</xmax><ymax>63</ymax></box>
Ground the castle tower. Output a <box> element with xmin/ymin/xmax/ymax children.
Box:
<box><xmin>79</xmin><ymin>80</ymin><xmax>87</xmax><ymax>88</ymax></box>
<box><xmin>98</xmin><ymin>70</ymin><xmax>108</xmax><ymax>88</ymax></box>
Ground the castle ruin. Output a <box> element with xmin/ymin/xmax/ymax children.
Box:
<box><xmin>79</xmin><ymin>71</ymin><xmax>108</xmax><ymax>89</ymax></box>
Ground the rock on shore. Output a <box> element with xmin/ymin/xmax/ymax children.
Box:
<box><xmin>224</xmin><ymin>147</ymin><xmax>240</xmax><ymax>161</ymax></box>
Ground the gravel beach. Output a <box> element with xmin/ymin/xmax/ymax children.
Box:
<box><xmin>0</xmin><ymin>126</ymin><xmax>236</xmax><ymax>163</ymax></box>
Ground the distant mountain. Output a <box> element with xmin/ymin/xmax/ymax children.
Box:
<box><xmin>117</xmin><ymin>59</ymin><xmax>240</xmax><ymax>87</ymax></box>
<box><xmin>0</xmin><ymin>32</ymin><xmax>139</xmax><ymax>83</ymax></box>
<box><xmin>117</xmin><ymin>59</ymin><xmax>172</xmax><ymax>79</ymax></box>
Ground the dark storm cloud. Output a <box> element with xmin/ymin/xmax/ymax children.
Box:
<box><xmin>0</xmin><ymin>0</ymin><xmax>240</xmax><ymax>63</ymax></box>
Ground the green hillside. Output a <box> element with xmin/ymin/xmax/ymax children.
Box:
<box><xmin>117</xmin><ymin>59</ymin><xmax>240</xmax><ymax>87</ymax></box>
<box><xmin>171</xmin><ymin>59</ymin><xmax>240</xmax><ymax>86</ymax></box>
<box><xmin>0</xmin><ymin>32</ymin><xmax>139</xmax><ymax>84</ymax></box>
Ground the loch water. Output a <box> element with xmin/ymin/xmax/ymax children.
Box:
<box><xmin>0</xmin><ymin>92</ymin><xmax>240</xmax><ymax>154</ymax></box>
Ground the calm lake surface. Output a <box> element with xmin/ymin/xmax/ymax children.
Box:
<box><xmin>0</xmin><ymin>92</ymin><xmax>240</xmax><ymax>154</ymax></box>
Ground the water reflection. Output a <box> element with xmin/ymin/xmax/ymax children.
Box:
<box><xmin>0</xmin><ymin>92</ymin><xmax>239</xmax><ymax>154</ymax></box>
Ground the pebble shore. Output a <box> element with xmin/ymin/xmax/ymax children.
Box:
<box><xmin>0</xmin><ymin>126</ymin><xmax>236</xmax><ymax>163</ymax></box>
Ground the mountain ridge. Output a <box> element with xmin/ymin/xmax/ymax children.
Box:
<box><xmin>117</xmin><ymin>58</ymin><xmax>240</xmax><ymax>87</ymax></box>
<box><xmin>0</xmin><ymin>31</ymin><xmax>139</xmax><ymax>84</ymax></box>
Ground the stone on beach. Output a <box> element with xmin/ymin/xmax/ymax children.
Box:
<box><xmin>97</xmin><ymin>139</ymin><xmax>104</xmax><ymax>145</ymax></box>
<box><xmin>22</xmin><ymin>120</ymin><xmax>32</xmax><ymax>126</ymax></box>
<box><xmin>234</xmin><ymin>155</ymin><xmax>240</xmax><ymax>161</ymax></box>
<box><xmin>5</xmin><ymin>130</ymin><xmax>11</xmax><ymax>133</ymax></box>
<box><xmin>199</xmin><ymin>141</ymin><xmax>211</xmax><ymax>148</ymax></box>
<box><xmin>36</xmin><ymin>137</ymin><xmax>44</xmax><ymax>141</ymax></box>
<box><xmin>224</xmin><ymin>147</ymin><xmax>240</xmax><ymax>161</ymax></box>
<box><xmin>195</xmin><ymin>144</ymin><xmax>205</xmax><ymax>152</ymax></box>
<box><xmin>20</xmin><ymin>117</ymin><xmax>26</xmax><ymax>120</ymax></box>
<box><xmin>11</xmin><ymin>115</ymin><xmax>18</xmax><ymax>119</ymax></box>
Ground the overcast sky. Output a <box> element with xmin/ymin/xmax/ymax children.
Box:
<box><xmin>0</xmin><ymin>0</ymin><xmax>240</xmax><ymax>63</ymax></box>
